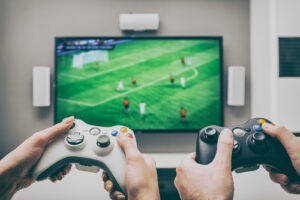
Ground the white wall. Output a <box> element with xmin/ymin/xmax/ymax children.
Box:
<box><xmin>278</xmin><ymin>0</ymin><xmax>300</xmax><ymax>36</ymax></box>
<box><xmin>277</xmin><ymin>0</ymin><xmax>300</xmax><ymax>132</ymax></box>
<box><xmin>251</xmin><ymin>0</ymin><xmax>300</xmax><ymax>132</ymax></box>
<box><xmin>249</xmin><ymin>0</ymin><xmax>300</xmax><ymax>199</ymax></box>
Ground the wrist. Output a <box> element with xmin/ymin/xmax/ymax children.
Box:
<box><xmin>213</xmin><ymin>194</ymin><xmax>233</xmax><ymax>200</ymax></box>
<box><xmin>0</xmin><ymin>154</ymin><xmax>24</xmax><ymax>199</ymax></box>
<box><xmin>128</xmin><ymin>187</ymin><xmax>160</xmax><ymax>200</ymax></box>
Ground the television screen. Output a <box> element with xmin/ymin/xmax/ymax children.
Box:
<box><xmin>55</xmin><ymin>37</ymin><xmax>223</xmax><ymax>132</ymax></box>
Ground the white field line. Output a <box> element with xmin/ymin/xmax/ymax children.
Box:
<box><xmin>57</xmin><ymin>56</ymin><xmax>217</xmax><ymax>107</ymax></box>
<box><xmin>57</xmin><ymin>98</ymin><xmax>94</xmax><ymax>107</ymax></box>
<box><xmin>186</xmin><ymin>67</ymin><xmax>199</xmax><ymax>81</ymax></box>
<box><xmin>58</xmin><ymin>42</ymin><xmax>202</xmax><ymax>80</ymax></box>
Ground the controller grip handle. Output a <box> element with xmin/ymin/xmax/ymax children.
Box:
<box><xmin>195</xmin><ymin>133</ymin><xmax>217</xmax><ymax>165</ymax></box>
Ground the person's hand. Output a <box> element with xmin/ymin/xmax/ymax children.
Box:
<box><xmin>262</xmin><ymin>123</ymin><xmax>300</xmax><ymax>194</ymax></box>
<box><xmin>174</xmin><ymin>129</ymin><xmax>234</xmax><ymax>200</ymax></box>
<box><xmin>0</xmin><ymin>116</ymin><xmax>74</xmax><ymax>200</ymax></box>
<box><xmin>102</xmin><ymin>134</ymin><xmax>160</xmax><ymax>200</ymax></box>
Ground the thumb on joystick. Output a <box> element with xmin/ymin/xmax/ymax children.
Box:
<box><xmin>212</xmin><ymin>129</ymin><xmax>233</xmax><ymax>170</ymax></box>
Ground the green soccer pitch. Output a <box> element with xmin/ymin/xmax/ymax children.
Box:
<box><xmin>56</xmin><ymin>39</ymin><xmax>222</xmax><ymax>131</ymax></box>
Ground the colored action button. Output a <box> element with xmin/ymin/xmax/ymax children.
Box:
<box><xmin>253</xmin><ymin>125</ymin><xmax>262</xmax><ymax>132</ymax></box>
<box><xmin>258</xmin><ymin>119</ymin><xmax>266</xmax><ymax>124</ymax></box>
<box><xmin>111</xmin><ymin>130</ymin><xmax>118</xmax><ymax>137</ymax></box>
<box><xmin>126</xmin><ymin>133</ymin><xmax>133</xmax><ymax>139</ymax></box>
<box><xmin>120</xmin><ymin>127</ymin><xmax>128</xmax><ymax>133</ymax></box>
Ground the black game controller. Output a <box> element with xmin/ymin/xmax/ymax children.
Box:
<box><xmin>196</xmin><ymin>118</ymin><xmax>300</xmax><ymax>182</ymax></box>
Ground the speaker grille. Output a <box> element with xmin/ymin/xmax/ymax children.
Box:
<box><xmin>279</xmin><ymin>38</ymin><xmax>300</xmax><ymax>77</ymax></box>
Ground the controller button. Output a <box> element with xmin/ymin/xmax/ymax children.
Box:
<box><xmin>258</xmin><ymin>119</ymin><xmax>266</xmax><ymax>124</ymax></box>
<box><xmin>253</xmin><ymin>124</ymin><xmax>262</xmax><ymax>132</ymax></box>
<box><xmin>201</xmin><ymin>128</ymin><xmax>218</xmax><ymax>143</ymax></box>
<box><xmin>233</xmin><ymin>128</ymin><xmax>246</xmax><ymax>137</ymax></box>
<box><xmin>120</xmin><ymin>127</ymin><xmax>128</xmax><ymax>133</ymax></box>
<box><xmin>111</xmin><ymin>130</ymin><xmax>118</xmax><ymax>136</ymax></box>
<box><xmin>244</xmin><ymin>128</ymin><xmax>251</xmax><ymax>132</ymax></box>
<box><xmin>66</xmin><ymin>132</ymin><xmax>84</xmax><ymax>145</ymax></box>
<box><xmin>233</xmin><ymin>140</ymin><xmax>240</xmax><ymax>152</ymax></box>
<box><xmin>102</xmin><ymin>131</ymin><xmax>108</xmax><ymax>135</ymax></box>
<box><xmin>96</xmin><ymin>135</ymin><xmax>111</xmax><ymax>148</ymax></box>
<box><xmin>126</xmin><ymin>133</ymin><xmax>133</xmax><ymax>139</ymax></box>
<box><xmin>89</xmin><ymin>127</ymin><xmax>101</xmax><ymax>135</ymax></box>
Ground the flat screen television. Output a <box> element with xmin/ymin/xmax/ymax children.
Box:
<box><xmin>55</xmin><ymin>37</ymin><xmax>223</xmax><ymax>132</ymax></box>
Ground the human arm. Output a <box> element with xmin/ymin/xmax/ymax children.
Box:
<box><xmin>0</xmin><ymin>116</ymin><xmax>74</xmax><ymax>199</ymax></box>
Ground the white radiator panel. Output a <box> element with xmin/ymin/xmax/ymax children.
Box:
<box><xmin>279</xmin><ymin>78</ymin><xmax>300</xmax><ymax>132</ymax></box>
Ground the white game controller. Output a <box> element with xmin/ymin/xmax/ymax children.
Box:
<box><xmin>32</xmin><ymin>119</ymin><xmax>136</xmax><ymax>193</ymax></box>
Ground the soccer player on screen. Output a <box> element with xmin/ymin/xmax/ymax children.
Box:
<box><xmin>187</xmin><ymin>58</ymin><xmax>192</xmax><ymax>65</ymax></box>
<box><xmin>139</xmin><ymin>102</ymin><xmax>146</xmax><ymax>117</ymax></box>
<box><xmin>170</xmin><ymin>75</ymin><xmax>175</xmax><ymax>85</ymax></box>
<box><xmin>180</xmin><ymin>77</ymin><xmax>186</xmax><ymax>88</ymax></box>
<box><xmin>181</xmin><ymin>57</ymin><xmax>185</xmax><ymax>65</ymax></box>
<box><xmin>123</xmin><ymin>98</ymin><xmax>130</xmax><ymax>113</ymax></box>
<box><xmin>180</xmin><ymin>107</ymin><xmax>187</xmax><ymax>122</ymax></box>
<box><xmin>132</xmin><ymin>77</ymin><xmax>137</xmax><ymax>86</ymax></box>
<box><xmin>117</xmin><ymin>81</ymin><xmax>125</xmax><ymax>91</ymax></box>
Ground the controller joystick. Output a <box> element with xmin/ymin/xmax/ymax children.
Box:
<box><xmin>248</xmin><ymin>132</ymin><xmax>268</xmax><ymax>153</ymax></box>
<box><xmin>196</xmin><ymin>118</ymin><xmax>300</xmax><ymax>182</ymax></box>
<box><xmin>201</xmin><ymin>128</ymin><xmax>218</xmax><ymax>143</ymax></box>
<box><xmin>97</xmin><ymin>135</ymin><xmax>111</xmax><ymax>148</ymax></box>
<box><xmin>32</xmin><ymin>119</ymin><xmax>136</xmax><ymax>193</ymax></box>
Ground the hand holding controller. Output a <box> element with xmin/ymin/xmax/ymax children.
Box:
<box><xmin>262</xmin><ymin>123</ymin><xmax>300</xmax><ymax>194</ymax></box>
<box><xmin>32</xmin><ymin>119</ymin><xmax>136</xmax><ymax>193</ymax></box>
<box><xmin>196</xmin><ymin>118</ymin><xmax>300</xmax><ymax>183</ymax></box>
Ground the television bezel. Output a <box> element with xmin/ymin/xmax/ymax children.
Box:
<box><xmin>54</xmin><ymin>36</ymin><xmax>224</xmax><ymax>133</ymax></box>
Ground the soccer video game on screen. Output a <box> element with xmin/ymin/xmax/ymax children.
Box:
<box><xmin>55</xmin><ymin>37</ymin><xmax>223</xmax><ymax>132</ymax></box>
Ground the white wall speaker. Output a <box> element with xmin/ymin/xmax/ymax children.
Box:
<box><xmin>227</xmin><ymin>66</ymin><xmax>245</xmax><ymax>106</ymax></box>
<box><xmin>33</xmin><ymin>66</ymin><xmax>50</xmax><ymax>107</ymax></box>
<box><xmin>119</xmin><ymin>13</ymin><xmax>159</xmax><ymax>31</ymax></box>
